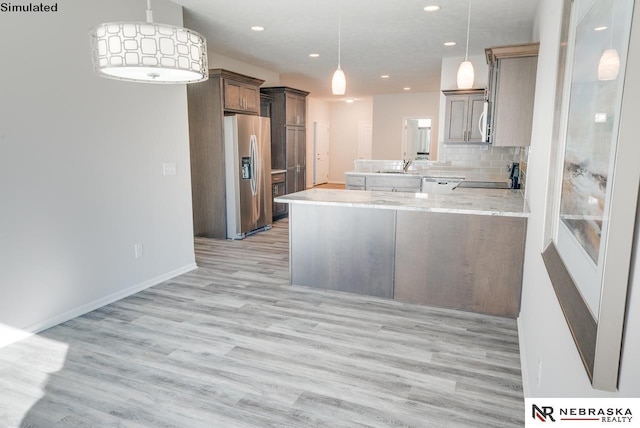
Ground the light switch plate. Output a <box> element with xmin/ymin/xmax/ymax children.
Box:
<box><xmin>163</xmin><ymin>162</ymin><xmax>177</xmax><ymax>176</ymax></box>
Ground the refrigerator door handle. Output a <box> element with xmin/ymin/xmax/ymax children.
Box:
<box><xmin>250</xmin><ymin>135</ymin><xmax>258</xmax><ymax>196</ymax></box>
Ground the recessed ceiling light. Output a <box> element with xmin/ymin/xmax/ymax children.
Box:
<box><xmin>345</xmin><ymin>98</ymin><xmax>355</xmax><ymax>103</ymax></box>
<box><xmin>381</xmin><ymin>75</ymin><xmax>390</xmax><ymax>79</ymax></box>
<box><xmin>594</xmin><ymin>26</ymin><xmax>608</xmax><ymax>31</ymax></box>
<box><xmin>423</xmin><ymin>5</ymin><xmax>441</xmax><ymax>12</ymax></box>
<box><xmin>309</xmin><ymin>53</ymin><xmax>320</xmax><ymax>58</ymax></box>
<box><xmin>251</xmin><ymin>26</ymin><xmax>265</xmax><ymax>32</ymax></box>
<box><xmin>403</xmin><ymin>87</ymin><xmax>411</xmax><ymax>91</ymax></box>
<box><xmin>444</xmin><ymin>41</ymin><xmax>457</xmax><ymax>47</ymax></box>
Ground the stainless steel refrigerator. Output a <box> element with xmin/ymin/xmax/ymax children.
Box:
<box><xmin>224</xmin><ymin>114</ymin><xmax>273</xmax><ymax>240</ymax></box>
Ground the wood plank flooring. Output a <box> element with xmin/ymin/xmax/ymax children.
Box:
<box><xmin>0</xmin><ymin>219</ymin><xmax>524</xmax><ymax>427</ymax></box>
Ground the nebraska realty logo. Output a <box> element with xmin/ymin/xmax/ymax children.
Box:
<box><xmin>525</xmin><ymin>398</ymin><xmax>639</xmax><ymax>426</ymax></box>
<box><xmin>533</xmin><ymin>404</ymin><xmax>632</xmax><ymax>423</ymax></box>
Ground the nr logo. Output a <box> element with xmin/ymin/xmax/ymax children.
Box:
<box><xmin>533</xmin><ymin>404</ymin><xmax>556</xmax><ymax>422</ymax></box>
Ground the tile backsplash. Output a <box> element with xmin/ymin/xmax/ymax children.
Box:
<box><xmin>439</xmin><ymin>144</ymin><xmax>521</xmax><ymax>174</ymax></box>
<box><xmin>353</xmin><ymin>144</ymin><xmax>529</xmax><ymax>186</ymax></box>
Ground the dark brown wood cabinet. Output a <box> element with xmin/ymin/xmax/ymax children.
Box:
<box><xmin>186</xmin><ymin>69</ymin><xmax>264</xmax><ymax>238</ymax></box>
<box><xmin>260</xmin><ymin>87</ymin><xmax>309</xmax><ymax>211</ymax></box>
<box><xmin>271</xmin><ymin>171</ymin><xmax>287</xmax><ymax>220</ymax></box>
<box><xmin>223</xmin><ymin>78</ymin><xmax>260</xmax><ymax>114</ymax></box>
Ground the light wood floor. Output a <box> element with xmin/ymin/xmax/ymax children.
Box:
<box><xmin>0</xmin><ymin>219</ymin><xmax>524</xmax><ymax>427</ymax></box>
<box><xmin>313</xmin><ymin>182</ymin><xmax>345</xmax><ymax>190</ymax></box>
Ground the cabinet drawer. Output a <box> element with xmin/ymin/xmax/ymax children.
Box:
<box><xmin>345</xmin><ymin>175</ymin><xmax>365</xmax><ymax>186</ymax></box>
<box><xmin>271</xmin><ymin>172</ymin><xmax>286</xmax><ymax>184</ymax></box>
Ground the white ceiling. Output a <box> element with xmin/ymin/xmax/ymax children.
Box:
<box><xmin>174</xmin><ymin>0</ymin><xmax>540</xmax><ymax>98</ymax></box>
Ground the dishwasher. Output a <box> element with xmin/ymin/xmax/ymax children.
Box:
<box><xmin>420</xmin><ymin>177</ymin><xmax>463</xmax><ymax>194</ymax></box>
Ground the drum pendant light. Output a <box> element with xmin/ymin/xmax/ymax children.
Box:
<box><xmin>332</xmin><ymin>12</ymin><xmax>346</xmax><ymax>95</ymax></box>
<box><xmin>457</xmin><ymin>0</ymin><xmax>474</xmax><ymax>89</ymax></box>
<box><xmin>90</xmin><ymin>0</ymin><xmax>208</xmax><ymax>84</ymax></box>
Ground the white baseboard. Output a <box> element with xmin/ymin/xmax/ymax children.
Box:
<box><xmin>0</xmin><ymin>263</ymin><xmax>197</xmax><ymax>349</ymax></box>
<box><xmin>517</xmin><ymin>316</ymin><xmax>531</xmax><ymax>397</ymax></box>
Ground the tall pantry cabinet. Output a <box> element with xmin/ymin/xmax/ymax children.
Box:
<box><xmin>260</xmin><ymin>87</ymin><xmax>309</xmax><ymax>199</ymax></box>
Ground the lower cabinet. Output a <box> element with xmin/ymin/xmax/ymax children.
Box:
<box><xmin>271</xmin><ymin>172</ymin><xmax>287</xmax><ymax>220</ymax></box>
<box><xmin>345</xmin><ymin>174</ymin><xmax>421</xmax><ymax>192</ymax></box>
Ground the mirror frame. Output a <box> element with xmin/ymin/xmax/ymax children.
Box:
<box><xmin>542</xmin><ymin>0</ymin><xmax>640</xmax><ymax>391</ymax></box>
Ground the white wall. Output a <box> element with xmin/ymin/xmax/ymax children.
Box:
<box><xmin>205</xmin><ymin>52</ymin><xmax>280</xmax><ymax>87</ymax></box>
<box><xmin>328</xmin><ymin>99</ymin><xmax>373</xmax><ymax>183</ymax></box>
<box><xmin>0</xmin><ymin>0</ymin><xmax>196</xmax><ymax>345</ymax></box>
<box><xmin>371</xmin><ymin>93</ymin><xmax>441</xmax><ymax>160</ymax></box>
<box><xmin>306</xmin><ymin>98</ymin><xmax>331</xmax><ymax>187</ymax></box>
<box><xmin>518</xmin><ymin>0</ymin><xmax>640</xmax><ymax>396</ymax></box>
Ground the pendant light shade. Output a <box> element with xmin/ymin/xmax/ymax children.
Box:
<box><xmin>332</xmin><ymin>66</ymin><xmax>346</xmax><ymax>95</ymax></box>
<box><xmin>457</xmin><ymin>60</ymin><xmax>475</xmax><ymax>89</ymax></box>
<box><xmin>90</xmin><ymin>0</ymin><xmax>208</xmax><ymax>84</ymax></box>
<box><xmin>598</xmin><ymin>49</ymin><xmax>620</xmax><ymax>81</ymax></box>
<box><xmin>331</xmin><ymin>12</ymin><xmax>346</xmax><ymax>95</ymax></box>
<box><xmin>457</xmin><ymin>0</ymin><xmax>474</xmax><ymax>89</ymax></box>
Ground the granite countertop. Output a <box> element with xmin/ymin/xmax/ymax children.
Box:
<box><xmin>345</xmin><ymin>171</ymin><xmax>464</xmax><ymax>179</ymax></box>
<box><xmin>274</xmin><ymin>188</ymin><xmax>530</xmax><ymax>218</ymax></box>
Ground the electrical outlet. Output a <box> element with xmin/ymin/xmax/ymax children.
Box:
<box><xmin>134</xmin><ymin>243</ymin><xmax>143</xmax><ymax>259</ymax></box>
<box><xmin>163</xmin><ymin>162</ymin><xmax>177</xmax><ymax>176</ymax></box>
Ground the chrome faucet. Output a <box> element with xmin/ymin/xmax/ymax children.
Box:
<box><xmin>403</xmin><ymin>159</ymin><xmax>412</xmax><ymax>172</ymax></box>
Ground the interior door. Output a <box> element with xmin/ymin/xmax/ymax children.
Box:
<box><xmin>314</xmin><ymin>121</ymin><xmax>330</xmax><ymax>185</ymax></box>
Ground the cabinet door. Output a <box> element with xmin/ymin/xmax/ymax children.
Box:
<box><xmin>296</xmin><ymin>166</ymin><xmax>306</xmax><ymax>192</ymax></box>
<box><xmin>492</xmin><ymin>56</ymin><xmax>538</xmax><ymax>146</ymax></box>
<box><xmin>285</xmin><ymin>127</ymin><xmax>297</xmax><ymax>170</ymax></box>
<box><xmin>295</xmin><ymin>128</ymin><xmax>306</xmax><ymax>168</ymax></box>
<box><xmin>468</xmin><ymin>95</ymin><xmax>486</xmax><ymax>142</ymax></box>
<box><xmin>272</xmin><ymin>181</ymin><xmax>288</xmax><ymax>218</ymax></box>
<box><xmin>242</xmin><ymin>85</ymin><xmax>259</xmax><ymax>114</ymax></box>
<box><xmin>223</xmin><ymin>80</ymin><xmax>243</xmax><ymax>111</ymax></box>
<box><xmin>285</xmin><ymin>95</ymin><xmax>306</xmax><ymax>125</ymax></box>
<box><xmin>444</xmin><ymin>96</ymin><xmax>469</xmax><ymax>143</ymax></box>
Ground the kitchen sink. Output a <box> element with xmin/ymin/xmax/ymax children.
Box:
<box><xmin>376</xmin><ymin>170</ymin><xmax>422</xmax><ymax>175</ymax></box>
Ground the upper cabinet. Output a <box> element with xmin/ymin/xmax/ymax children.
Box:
<box><xmin>285</xmin><ymin>92</ymin><xmax>306</xmax><ymax>126</ymax></box>
<box><xmin>216</xmin><ymin>69</ymin><xmax>264</xmax><ymax>115</ymax></box>
<box><xmin>442</xmin><ymin>89</ymin><xmax>485</xmax><ymax>143</ymax></box>
<box><xmin>485</xmin><ymin>43</ymin><xmax>539</xmax><ymax>147</ymax></box>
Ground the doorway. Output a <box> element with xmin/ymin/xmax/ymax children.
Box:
<box><xmin>314</xmin><ymin>121</ymin><xmax>330</xmax><ymax>185</ymax></box>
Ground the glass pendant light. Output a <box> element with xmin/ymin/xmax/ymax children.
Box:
<box><xmin>598</xmin><ymin>10</ymin><xmax>620</xmax><ymax>81</ymax></box>
<box><xmin>332</xmin><ymin>13</ymin><xmax>346</xmax><ymax>95</ymax></box>
<box><xmin>598</xmin><ymin>49</ymin><xmax>620</xmax><ymax>81</ymax></box>
<box><xmin>457</xmin><ymin>0</ymin><xmax>474</xmax><ymax>89</ymax></box>
<box><xmin>90</xmin><ymin>0</ymin><xmax>208</xmax><ymax>84</ymax></box>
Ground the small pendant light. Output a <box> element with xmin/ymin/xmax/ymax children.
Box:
<box><xmin>332</xmin><ymin>12</ymin><xmax>346</xmax><ymax>95</ymax></box>
<box><xmin>457</xmin><ymin>0</ymin><xmax>474</xmax><ymax>89</ymax></box>
<box><xmin>90</xmin><ymin>0</ymin><xmax>208</xmax><ymax>84</ymax></box>
<box><xmin>598</xmin><ymin>9</ymin><xmax>620</xmax><ymax>81</ymax></box>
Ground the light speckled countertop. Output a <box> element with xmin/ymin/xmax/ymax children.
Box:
<box><xmin>275</xmin><ymin>188</ymin><xmax>529</xmax><ymax>217</ymax></box>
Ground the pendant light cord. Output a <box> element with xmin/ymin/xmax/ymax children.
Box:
<box><xmin>338</xmin><ymin>12</ymin><xmax>342</xmax><ymax>67</ymax></box>
<box><xmin>146</xmin><ymin>0</ymin><xmax>153</xmax><ymax>23</ymax></box>
<box><xmin>464</xmin><ymin>0</ymin><xmax>471</xmax><ymax>60</ymax></box>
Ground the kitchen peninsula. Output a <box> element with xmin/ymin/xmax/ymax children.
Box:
<box><xmin>275</xmin><ymin>188</ymin><xmax>529</xmax><ymax>318</ymax></box>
